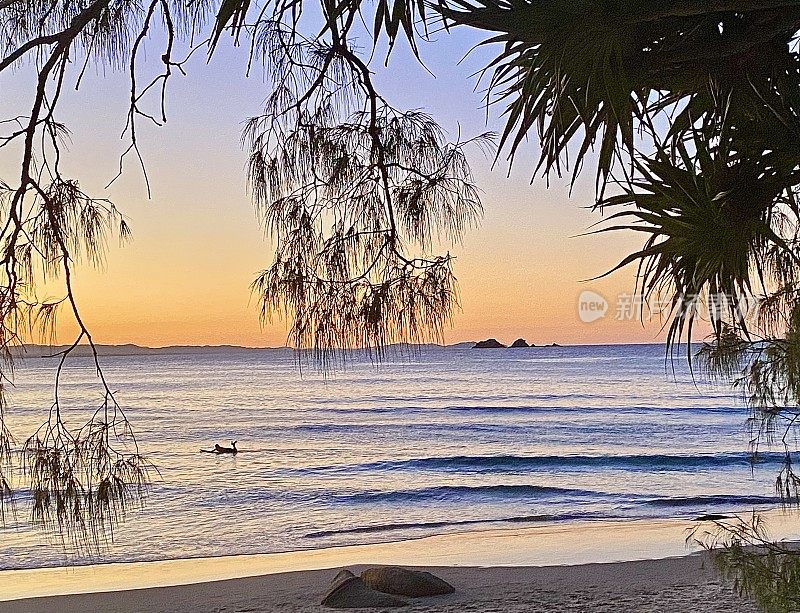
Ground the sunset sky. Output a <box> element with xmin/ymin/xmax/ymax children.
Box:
<box><xmin>1</xmin><ymin>26</ymin><xmax>690</xmax><ymax>348</ymax></box>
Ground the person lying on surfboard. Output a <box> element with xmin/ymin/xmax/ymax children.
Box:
<box><xmin>200</xmin><ymin>440</ymin><xmax>238</xmax><ymax>454</ymax></box>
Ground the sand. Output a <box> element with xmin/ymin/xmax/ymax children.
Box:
<box><xmin>0</xmin><ymin>555</ymin><xmax>758</xmax><ymax>613</ymax></box>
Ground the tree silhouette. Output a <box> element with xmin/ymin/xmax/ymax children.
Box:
<box><xmin>3</xmin><ymin>0</ymin><xmax>800</xmax><ymax>592</ymax></box>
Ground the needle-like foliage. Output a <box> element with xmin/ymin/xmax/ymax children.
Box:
<box><xmin>691</xmin><ymin>514</ymin><xmax>800</xmax><ymax>613</ymax></box>
<box><xmin>245</xmin><ymin>25</ymin><xmax>489</xmax><ymax>365</ymax></box>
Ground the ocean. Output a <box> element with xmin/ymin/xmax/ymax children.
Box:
<box><xmin>0</xmin><ymin>343</ymin><xmax>784</xmax><ymax>569</ymax></box>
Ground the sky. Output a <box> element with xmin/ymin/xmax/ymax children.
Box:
<box><xmin>0</xmin><ymin>22</ymin><xmax>694</xmax><ymax>348</ymax></box>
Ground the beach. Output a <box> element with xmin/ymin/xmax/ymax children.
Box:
<box><xmin>0</xmin><ymin>555</ymin><xmax>757</xmax><ymax>612</ymax></box>
<box><xmin>1</xmin><ymin>515</ymin><xmax>785</xmax><ymax>612</ymax></box>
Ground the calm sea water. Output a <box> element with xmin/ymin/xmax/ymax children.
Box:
<box><xmin>0</xmin><ymin>343</ymin><xmax>785</xmax><ymax>569</ymax></box>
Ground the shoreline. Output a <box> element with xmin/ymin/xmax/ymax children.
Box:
<box><xmin>1</xmin><ymin>506</ymin><xmax>790</xmax><ymax>574</ymax></box>
<box><xmin>0</xmin><ymin>555</ymin><xmax>759</xmax><ymax>612</ymax></box>
<box><xmin>0</xmin><ymin>512</ymin><xmax>719</xmax><ymax>573</ymax></box>
<box><xmin>2</xmin><ymin>510</ymin><xmax>798</xmax><ymax>605</ymax></box>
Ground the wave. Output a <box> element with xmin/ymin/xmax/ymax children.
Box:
<box><xmin>304</xmin><ymin>512</ymin><xmax>599</xmax><ymax>538</ymax></box>
<box><xmin>300</xmin><ymin>403</ymin><xmax>745</xmax><ymax>415</ymax></box>
<box><xmin>440</xmin><ymin>404</ymin><xmax>744</xmax><ymax>414</ymax></box>
<box><xmin>288</xmin><ymin>402</ymin><xmax>743</xmax><ymax>419</ymax></box>
<box><xmin>329</xmin><ymin>483</ymin><xmax>614</xmax><ymax>504</ymax></box>
<box><xmin>645</xmin><ymin>494</ymin><xmax>781</xmax><ymax>508</ymax></box>
<box><xmin>308</xmin><ymin>452</ymin><xmax>784</xmax><ymax>474</ymax></box>
<box><xmin>328</xmin><ymin>481</ymin><xmax>780</xmax><ymax>506</ymax></box>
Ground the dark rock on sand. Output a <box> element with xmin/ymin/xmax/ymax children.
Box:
<box><xmin>361</xmin><ymin>566</ymin><xmax>456</xmax><ymax>598</ymax></box>
<box><xmin>510</xmin><ymin>338</ymin><xmax>530</xmax><ymax>348</ymax></box>
<box><xmin>473</xmin><ymin>338</ymin><xmax>506</xmax><ymax>349</ymax></box>
<box><xmin>321</xmin><ymin>570</ymin><xmax>407</xmax><ymax>608</ymax></box>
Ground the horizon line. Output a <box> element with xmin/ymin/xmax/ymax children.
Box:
<box><xmin>15</xmin><ymin>340</ymin><xmax>674</xmax><ymax>351</ymax></box>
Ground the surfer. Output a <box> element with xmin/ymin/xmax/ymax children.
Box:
<box><xmin>200</xmin><ymin>440</ymin><xmax>238</xmax><ymax>454</ymax></box>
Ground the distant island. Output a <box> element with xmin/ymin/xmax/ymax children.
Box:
<box><xmin>473</xmin><ymin>338</ymin><xmax>562</xmax><ymax>349</ymax></box>
<box><xmin>473</xmin><ymin>338</ymin><xmax>507</xmax><ymax>349</ymax></box>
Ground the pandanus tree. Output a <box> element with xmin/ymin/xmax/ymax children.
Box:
<box><xmin>3</xmin><ymin>0</ymin><xmax>800</xmax><ymax>602</ymax></box>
